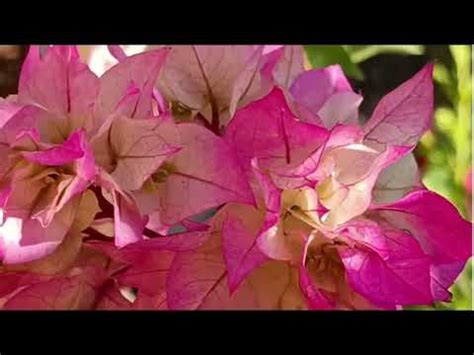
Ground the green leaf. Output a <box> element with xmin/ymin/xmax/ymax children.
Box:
<box><xmin>434</xmin><ymin>63</ymin><xmax>457</xmax><ymax>103</ymax></box>
<box><xmin>435</xmin><ymin>107</ymin><xmax>457</xmax><ymax>134</ymax></box>
<box><xmin>304</xmin><ymin>45</ymin><xmax>364</xmax><ymax>80</ymax></box>
<box><xmin>433</xmin><ymin>63</ymin><xmax>451</xmax><ymax>86</ymax></box>
<box><xmin>422</xmin><ymin>166</ymin><xmax>453</xmax><ymax>201</ymax></box>
<box><xmin>344</xmin><ymin>45</ymin><xmax>424</xmax><ymax>63</ymax></box>
<box><xmin>450</xmin><ymin>45</ymin><xmax>472</xmax><ymax>185</ymax></box>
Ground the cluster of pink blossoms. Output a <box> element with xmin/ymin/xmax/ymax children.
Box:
<box><xmin>0</xmin><ymin>45</ymin><xmax>471</xmax><ymax>310</ymax></box>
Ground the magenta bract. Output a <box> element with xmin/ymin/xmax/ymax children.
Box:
<box><xmin>0</xmin><ymin>46</ymin><xmax>470</xmax><ymax>310</ymax></box>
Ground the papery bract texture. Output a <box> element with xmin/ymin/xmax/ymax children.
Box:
<box><xmin>153</xmin><ymin>45</ymin><xmax>282</xmax><ymax>126</ymax></box>
<box><xmin>0</xmin><ymin>46</ymin><xmax>471</xmax><ymax>311</ymax></box>
<box><xmin>363</xmin><ymin>64</ymin><xmax>434</xmax><ymax>149</ymax></box>
<box><xmin>290</xmin><ymin>65</ymin><xmax>362</xmax><ymax>128</ymax></box>
<box><xmin>373</xmin><ymin>189</ymin><xmax>472</xmax><ymax>301</ymax></box>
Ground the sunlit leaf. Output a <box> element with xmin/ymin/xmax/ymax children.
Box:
<box><xmin>304</xmin><ymin>45</ymin><xmax>364</xmax><ymax>80</ymax></box>
<box><xmin>345</xmin><ymin>45</ymin><xmax>424</xmax><ymax>63</ymax></box>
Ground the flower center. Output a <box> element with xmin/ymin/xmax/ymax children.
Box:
<box><xmin>305</xmin><ymin>243</ymin><xmax>346</xmax><ymax>293</ymax></box>
<box><xmin>151</xmin><ymin>162</ymin><xmax>176</xmax><ymax>184</ymax></box>
<box><xmin>171</xmin><ymin>101</ymin><xmax>193</xmax><ymax>122</ymax></box>
<box><xmin>142</xmin><ymin>162</ymin><xmax>177</xmax><ymax>193</ymax></box>
<box><xmin>278</xmin><ymin>188</ymin><xmax>347</xmax><ymax>266</ymax></box>
<box><xmin>43</xmin><ymin>172</ymin><xmax>61</xmax><ymax>185</ymax></box>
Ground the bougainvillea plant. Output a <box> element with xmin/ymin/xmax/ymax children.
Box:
<box><xmin>0</xmin><ymin>45</ymin><xmax>471</xmax><ymax>310</ymax></box>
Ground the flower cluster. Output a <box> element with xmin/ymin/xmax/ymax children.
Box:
<box><xmin>0</xmin><ymin>45</ymin><xmax>471</xmax><ymax>310</ymax></box>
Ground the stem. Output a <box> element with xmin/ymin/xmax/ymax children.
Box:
<box><xmin>143</xmin><ymin>228</ymin><xmax>165</xmax><ymax>238</ymax></box>
<box><xmin>90</xmin><ymin>185</ymin><xmax>114</xmax><ymax>219</ymax></box>
<box><xmin>82</xmin><ymin>227</ymin><xmax>113</xmax><ymax>243</ymax></box>
<box><xmin>191</xmin><ymin>46</ymin><xmax>221</xmax><ymax>135</ymax></box>
<box><xmin>195</xmin><ymin>113</ymin><xmax>213</xmax><ymax>131</ymax></box>
<box><xmin>210</xmin><ymin>97</ymin><xmax>220</xmax><ymax>134</ymax></box>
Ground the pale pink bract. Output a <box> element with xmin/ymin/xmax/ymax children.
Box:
<box><xmin>0</xmin><ymin>46</ymin><xmax>471</xmax><ymax>311</ymax></box>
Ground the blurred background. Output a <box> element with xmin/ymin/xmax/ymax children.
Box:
<box><xmin>304</xmin><ymin>45</ymin><xmax>472</xmax><ymax>310</ymax></box>
<box><xmin>0</xmin><ymin>45</ymin><xmax>471</xmax><ymax>310</ymax></box>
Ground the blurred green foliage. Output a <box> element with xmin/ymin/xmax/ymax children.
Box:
<box><xmin>304</xmin><ymin>45</ymin><xmax>472</xmax><ymax>310</ymax></box>
<box><xmin>345</xmin><ymin>45</ymin><xmax>425</xmax><ymax>63</ymax></box>
<box><xmin>420</xmin><ymin>45</ymin><xmax>472</xmax><ymax>310</ymax></box>
<box><xmin>304</xmin><ymin>45</ymin><xmax>426</xmax><ymax>81</ymax></box>
<box><xmin>304</xmin><ymin>45</ymin><xmax>365</xmax><ymax>80</ymax></box>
